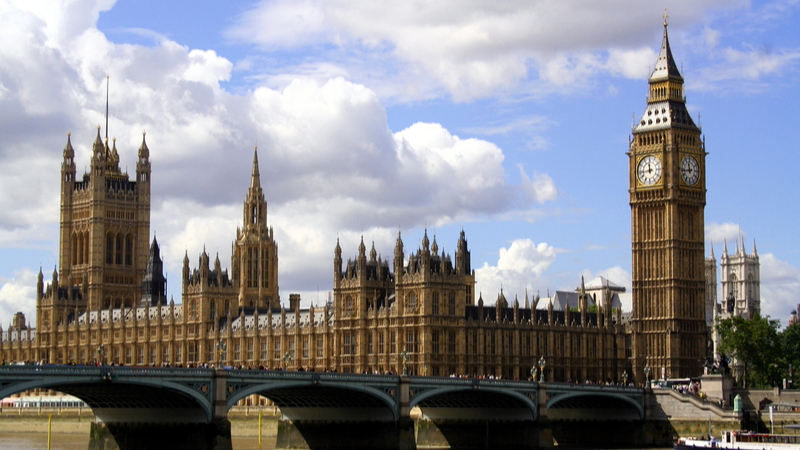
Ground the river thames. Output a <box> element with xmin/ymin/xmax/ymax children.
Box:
<box><xmin>0</xmin><ymin>432</ymin><xmax>276</xmax><ymax>449</ymax></box>
<box><xmin>0</xmin><ymin>432</ymin><xmax>675</xmax><ymax>450</ymax></box>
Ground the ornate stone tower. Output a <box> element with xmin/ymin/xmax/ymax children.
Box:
<box><xmin>55</xmin><ymin>129</ymin><xmax>151</xmax><ymax>311</ymax></box>
<box><xmin>232</xmin><ymin>149</ymin><xmax>279</xmax><ymax>309</ymax></box>
<box><xmin>720</xmin><ymin>237</ymin><xmax>760</xmax><ymax>319</ymax></box>
<box><xmin>629</xmin><ymin>17</ymin><xmax>707</xmax><ymax>379</ymax></box>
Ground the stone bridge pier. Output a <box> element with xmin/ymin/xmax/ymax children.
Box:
<box><xmin>89</xmin><ymin>370</ymin><xmax>232</xmax><ymax>450</ymax></box>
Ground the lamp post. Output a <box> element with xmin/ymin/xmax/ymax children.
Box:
<box><xmin>400</xmin><ymin>348</ymin><xmax>409</xmax><ymax>376</ymax></box>
<box><xmin>97</xmin><ymin>344</ymin><xmax>105</xmax><ymax>366</ymax></box>
<box><xmin>538</xmin><ymin>356</ymin><xmax>546</xmax><ymax>383</ymax></box>
<box><xmin>622</xmin><ymin>370</ymin><xmax>628</xmax><ymax>386</ymax></box>
<box><xmin>644</xmin><ymin>363</ymin><xmax>652</xmax><ymax>388</ymax></box>
<box><xmin>282</xmin><ymin>351</ymin><xmax>293</xmax><ymax>371</ymax></box>
<box><xmin>217</xmin><ymin>339</ymin><xmax>226</xmax><ymax>366</ymax></box>
<box><xmin>530</xmin><ymin>363</ymin><xmax>538</xmax><ymax>382</ymax></box>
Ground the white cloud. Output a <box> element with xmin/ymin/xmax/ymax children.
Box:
<box><xmin>475</xmin><ymin>238</ymin><xmax>557</xmax><ymax>304</ymax></box>
<box><xmin>519</xmin><ymin>167</ymin><xmax>557</xmax><ymax>205</ymax></box>
<box><xmin>705</xmin><ymin>222</ymin><xmax>743</xmax><ymax>247</ymax></box>
<box><xmin>225</xmin><ymin>0</ymin><xmax>748</xmax><ymax>101</ymax></box>
<box><xmin>0</xmin><ymin>269</ymin><xmax>38</xmax><ymax>328</ymax></box>
<box><xmin>0</xmin><ymin>0</ymin><xmax>561</xmax><ymax>325</ymax></box>
<box><xmin>759</xmin><ymin>253</ymin><xmax>800</xmax><ymax>325</ymax></box>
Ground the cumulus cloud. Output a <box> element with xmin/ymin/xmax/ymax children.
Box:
<box><xmin>475</xmin><ymin>239</ymin><xmax>558</xmax><ymax>304</ymax></box>
<box><xmin>0</xmin><ymin>269</ymin><xmax>38</xmax><ymax>327</ymax></box>
<box><xmin>705</xmin><ymin>222</ymin><xmax>743</xmax><ymax>247</ymax></box>
<box><xmin>0</xmin><ymin>0</ymin><xmax>560</xmax><ymax>325</ymax></box>
<box><xmin>759</xmin><ymin>253</ymin><xmax>800</xmax><ymax>325</ymax></box>
<box><xmin>225</xmin><ymin>0</ymin><xmax>748</xmax><ymax>101</ymax></box>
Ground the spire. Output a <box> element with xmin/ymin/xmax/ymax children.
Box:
<box><xmin>138</xmin><ymin>131</ymin><xmax>150</xmax><ymax>160</ymax></box>
<box><xmin>752</xmin><ymin>239</ymin><xmax>758</xmax><ymax>256</ymax></box>
<box><xmin>63</xmin><ymin>132</ymin><xmax>74</xmax><ymax>160</ymax></box>
<box><xmin>723</xmin><ymin>239</ymin><xmax>728</xmax><ymax>256</ymax></box>
<box><xmin>370</xmin><ymin>241</ymin><xmax>377</xmax><ymax>261</ymax></box>
<box><xmin>251</xmin><ymin>147</ymin><xmax>261</xmax><ymax>190</ymax></box>
<box><xmin>709</xmin><ymin>243</ymin><xmax>715</xmax><ymax>259</ymax></box>
<box><xmin>358</xmin><ymin>236</ymin><xmax>367</xmax><ymax>258</ymax></box>
<box><xmin>421</xmin><ymin>229</ymin><xmax>430</xmax><ymax>251</ymax></box>
<box><xmin>431</xmin><ymin>234</ymin><xmax>438</xmax><ymax>254</ymax></box>
<box><xmin>649</xmin><ymin>9</ymin><xmax>682</xmax><ymax>83</ymax></box>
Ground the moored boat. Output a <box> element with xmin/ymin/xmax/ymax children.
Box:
<box><xmin>675</xmin><ymin>431</ymin><xmax>800</xmax><ymax>450</ymax></box>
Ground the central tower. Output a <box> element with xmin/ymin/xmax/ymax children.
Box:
<box><xmin>232</xmin><ymin>149</ymin><xmax>279</xmax><ymax>309</ymax></box>
<box><xmin>629</xmin><ymin>17</ymin><xmax>707</xmax><ymax>379</ymax></box>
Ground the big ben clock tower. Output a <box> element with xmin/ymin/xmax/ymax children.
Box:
<box><xmin>629</xmin><ymin>14</ymin><xmax>707</xmax><ymax>379</ymax></box>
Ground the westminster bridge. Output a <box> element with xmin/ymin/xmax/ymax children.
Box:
<box><xmin>0</xmin><ymin>366</ymin><xmax>663</xmax><ymax>450</ymax></box>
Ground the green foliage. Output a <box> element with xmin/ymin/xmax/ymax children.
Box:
<box><xmin>781</xmin><ymin>323</ymin><xmax>800</xmax><ymax>386</ymax></box>
<box><xmin>715</xmin><ymin>313</ymin><xmax>783</xmax><ymax>388</ymax></box>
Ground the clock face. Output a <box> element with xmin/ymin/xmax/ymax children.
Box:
<box><xmin>680</xmin><ymin>155</ymin><xmax>700</xmax><ymax>185</ymax></box>
<box><xmin>637</xmin><ymin>155</ymin><xmax>662</xmax><ymax>186</ymax></box>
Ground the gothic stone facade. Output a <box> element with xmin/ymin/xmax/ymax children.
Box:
<box><xmin>3</xmin><ymin>19</ymin><xmax>711</xmax><ymax>382</ymax></box>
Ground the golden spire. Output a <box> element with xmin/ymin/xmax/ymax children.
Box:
<box><xmin>663</xmin><ymin>7</ymin><xmax>669</xmax><ymax>27</ymax></box>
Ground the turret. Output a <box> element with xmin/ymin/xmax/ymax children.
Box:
<box><xmin>182</xmin><ymin>251</ymin><xmax>190</xmax><ymax>287</ymax></box>
<box><xmin>334</xmin><ymin>238</ymin><xmax>343</xmax><ymax>282</ymax></box>
<box><xmin>394</xmin><ymin>232</ymin><xmax>404</xmax><ymax>282</ymax></box>
<box><xmin>455</xmin><ymin>229</ymin><xmax>470</xmax><ymax>275</ymax></box>
<box><xmin>137</xmin><ymin>131</ymin><xmax>151</xmax><ymax>184</ymax></box>
<box><xmin>62</xmin><ymin>132</ymin><xmax>76</xmax><ymax>184</ymax></box>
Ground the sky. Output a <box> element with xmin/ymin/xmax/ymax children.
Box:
<box><xmin>1</xmin><ymin>0</ymin><xmax>800</xmax><ymax>329</ymax></box>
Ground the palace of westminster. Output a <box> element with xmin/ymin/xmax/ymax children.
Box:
<box><xmin>0</xmin><ymin>21</ymin><xmax>762</xmax><ymax>384</ymax></box>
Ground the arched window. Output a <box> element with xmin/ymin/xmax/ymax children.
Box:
<box><xmin>408</xmin><ymin>292</ymin><xmax>417</xmax><ymax>311</ymax></box>
<box><xmin>115</xmin><ymin>233</ymin><xmax>123</xmax><ymax>265</ymax></box>
<box><xmin>209</xmin><ymin>300</ymin><xmax>216</xmax><ymax>321</ymax></box>
<box><xmin>106</xmin><ymin>234</ymin><xmax>114</xmax><ymax>264</ymax></box>
<box><xmin>449</xmin><ymin>293</ymin><xmax>456</xmax><ymax>316</ymax></box>
<box><xmin>344</xmin><ymin>296</ymin><xmax>354</xmax><ymax>315</ymax></box>
<box><xmin>72</xmin><ymin>233</ymin><xmax>79</xmax><ymax>266</ymax></box>
<box><xmin>432</xmin><ymin>292</ymin><xmax>439</xmax><ymax>315</ymax></box>
<box><xmin>125</xmin><ymin>234</ymin><xmax>133</xmax><ymax>266</ymax></box>
<box><xmin>82</xmin><ymin>231</ymin><xmax>89</xmax><ymax>265</ymax></box>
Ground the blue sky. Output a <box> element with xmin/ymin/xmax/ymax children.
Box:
<box><xmin>1</xmin><ymin>0</ymin><xmax>800</xmax><ymax>328</ymax></box>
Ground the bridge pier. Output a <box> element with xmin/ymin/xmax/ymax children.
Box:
<box><xmin>88</xmin><ymin>419</ymin><xmax>232</xmax><ymax>450</ymax></box>
<box><xmin>275</xmin><ymin>419</ymin><xmax>415</xmax><ymax>450</ymax></box>
<box><xmin>415</xmin><ymin>419</ymin><xmax>542</xmax><ymax>450</ymax></box>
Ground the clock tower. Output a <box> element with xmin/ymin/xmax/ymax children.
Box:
<box><xmin>629</xmin><ymin>16</ymin><xmax>707</xmax><ymax>379</ymax></box>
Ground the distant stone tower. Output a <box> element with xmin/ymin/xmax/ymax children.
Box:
<box><xmin>232</xmin><ymin>149</ymin><xmax>279</xmax><ymax>309</ymax></box>
<box><xmin>705</xmin><ymin>246</ymin><xmax>718</xmax><ymax>327</ymax></box>
<box><xmin>629</xmin><ymin>16</ymin><xmax>707</xmax><ymax>379</ymax></box>
<box><xmin>720</xmin><ymin>237</ymin><xmax>760</xmax><ymax>319</ymax></box>
<box><xmin>140</xmin><ymin>236</ymin><xmax>167</xmax><ymax>307</ymax></box>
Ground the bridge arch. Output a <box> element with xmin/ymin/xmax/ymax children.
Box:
<box><xmin>226</xmin><ymin>379</ymin><xmax>400</xmax><ymax>421</ymax></box>
<box><xmin>410</xmin><ymin>386</ymin><xmax>538</xmax><ymax>421</ymax></box>
<box><xmin>546</xmin><ymin>391</ymin><xmax>644</xmax><ymax>420</ymax></box>
<box><xmin>0</xmin><ymin>368</ymin><xmax>214</xmax><ymax>423</ymax></box>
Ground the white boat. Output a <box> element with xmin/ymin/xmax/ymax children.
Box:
<box><xmin>675</xmin><ymin>431</ymin><xmax>800</xmax><ymax>450</ymax></box>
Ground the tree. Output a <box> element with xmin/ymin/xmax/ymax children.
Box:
<box><xmin>781</xmin><ymin>322</ymin><xmax>800</xmax><ymax>388</ymax></box>
<box><xmin>715</xmin><ymin>313</ymin><xmax>783</xmax><ymax>388</ymax></box>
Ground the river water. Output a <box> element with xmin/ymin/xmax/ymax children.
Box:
<box><xmin>0</xmin><ymin>433</ymin><xmax>276</xmax><ymax>449</ymax></box>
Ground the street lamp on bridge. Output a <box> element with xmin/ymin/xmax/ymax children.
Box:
<box><xmin>97</xmin><ymin>344</ymin><xmax>105</xmax><ymax>366</ymax></box>
<box><xmin>644</xmin><ymin>363</ymin><xmax>652</xmax><ymax>388</ymax></box>
<box><xmin>282</xmin><ymin>351</ymin><xmax>293</xmax><ymax>371</ymax></box>
<box><xmin>217</xmin><ymin>339</ymin><xmax>226</xmax><ymax>366</ymax></box>
<box><xmin>538</xmin><ymin>356</ymin><xmax>546</xmax><ymax>383</ymax></box>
